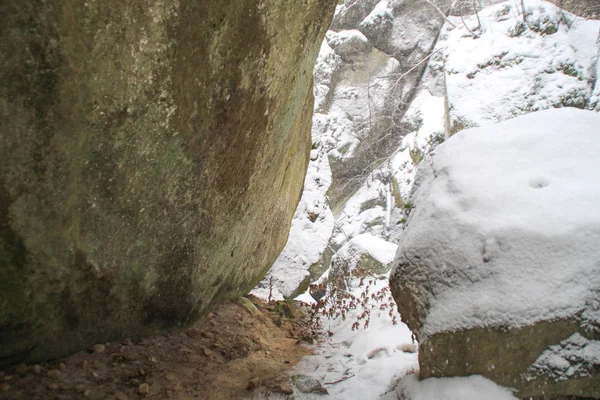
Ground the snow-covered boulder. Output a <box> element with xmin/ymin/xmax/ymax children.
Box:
<box><xmin>326</xmin><ymin>29</ymin><xmax>372</xmax><ymax>61</ymax></box>
<box><xmin>330</xmin><ymin>233</ymin><xmax>397</xmax><ymax>283</ymax></box>
<box><xmin>390</xmin><ymin>108</ymin><xmax>600</xmax><ymax>398</ymax></box>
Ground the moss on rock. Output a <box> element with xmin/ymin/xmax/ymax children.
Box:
<box><xmin>0</xmin><ymin>0</ymin><xmax>336</xmax><ymax>366</ymax></box>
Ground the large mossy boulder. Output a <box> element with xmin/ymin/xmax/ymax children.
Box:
<box><xmin>0</xmin><ymin>0</ymin><xmax>336</xmax><ymax>366</ymax></box>
<box><xmin>390</xmin><ymin>109</ymin><xmax>600</xmax><ymax>398</ymax></box>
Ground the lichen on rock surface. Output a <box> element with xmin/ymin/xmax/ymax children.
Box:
<box><xmin>0</xmin><ymin>0</ymin><xmax>336</xmax><ymax>366</ymax></box>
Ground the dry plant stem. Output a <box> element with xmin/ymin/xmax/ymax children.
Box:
<box><xmin>421</xmin><ymin>0</ymin><xmax>457</xmax><ymax>28</ymax></box>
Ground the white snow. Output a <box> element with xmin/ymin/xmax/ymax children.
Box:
<box><xmin>335</xmin><ymin>233</ymin><xmax>398</xmax><ymax>267</ymax></box>
<box><xmin>359</xmin><ymin>1</ymin><xmax>393</xmax><ymax>31</ymax></box>
<box><xmin>525</xmin><ymin>333</ymin><xmax>600</xmax><ymax>382</ymax></box>
<box><xmin>313</xmin><ymin>41</ymin><xmax>343</xmax><ymax>113</ymax></box>
<box><xmin>291</xmin><ymin>274</ymin><xmax>418</xmax><ymax>400</ymax></box>
<box><xmin>443</xmin><ymin>0</ymin><xmax>600</xmax><ymax>126</ymax></box>
<box><xmin>391</xmin><ymin>374</ymin><xmax>518</xmax><ymax>400</ymax></box>
<box><xmin>392</xmin><ymin>107</ymin><xmax>600</xmax><ymax>338</ymax></box>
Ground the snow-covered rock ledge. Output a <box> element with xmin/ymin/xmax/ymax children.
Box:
<box><xmin>390</xmin><ymin>108</ymin><xmax>600</xmax><ymax>398</ymax></box>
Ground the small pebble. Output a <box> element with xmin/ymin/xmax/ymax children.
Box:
<box><xmin>138</xmin><ymin>383</ymin><xmax>150</xmax><ymax>394</ymax></box>
<box><xmin>47</xmin><ymin>369</ymin><xmax>60</xmax><ymax>378</ymax></box>
<box><xmin>33</xmin><ymin>365</ymin><xmax>41</xmax><ymax>374</ymax></box>
<box><xmin>93</xmin><ymin>344</ymin><xmax>105</xmax><ymax>354</ymax></box>
<box><xmin>82</xmin><ymin>360</ymin><xmax>89</xmax><ymax>368</ymax></box>
<box><xmin>59</xmin><ymin>362</ymin><xmax>66</xmax><ymax>370</ymax></box>
<box><xmin>166</xmin><ymin>372</ymin><xmax>177</xmax><ymax>382</ymax></box>
<box><xmin>48</xmin><ymin>383</ymin><xmax>60</xmax><ymax>390</ymax></box>
<box><xmin>139</xmin><ymin>368</ymin><xmax>146</xmax><ymax>376</ymax></box>
<box><xmin>115</xmin><ymin>391</ymin><xmax>128</xmax><ymax>400</ymax></box>
<box><xmin>202</xmin><ymin>347</ymin><xmax>212</xmax><ymax>356</ymax></box>
<box><xmin>279</xmin><ymin>383</ymin><xmax>294</xmax><ymax>395</ymax></box>
<box><xmin>83</xmin><ymin>389</ymin><xmax>90</xmax><ymax>397</ymax></box>
<box><xmin>0</xmin><ymin>383</ymin><xmax>9</xmax><ymax>391</ymax></box>
<box><xmin>246</xmin><ymin>377</ymin><xmax>260</xmax><ymax>390</ymax></box>
<box><xmin>16</xmin><ymin>363</ymin><xmax>27</xmax><ymax>374</ymax></box>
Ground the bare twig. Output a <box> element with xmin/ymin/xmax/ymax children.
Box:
<box><xmin>420</xmin><ymin>0</ymin><xmax>457</xmax><ymax>28</ymax></box>
<box><xmin>460</xmin><ymin>15</ymin><xmax>481</xmax><ymax>37</ymax></box>
<box><xmin>325</xmin><ymin>374</ymin><xmax>356</xmax><ymax>385</ymax></box>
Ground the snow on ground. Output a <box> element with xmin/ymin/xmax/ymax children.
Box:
<box><xmin>291</xmin><ymin>273</ymin><xmax>418</xmax><ymax>400</ymax></box>
<box><xmin>444</xmin><ymin>0</ymin><xmax>600</xmax><ymax>126</ymax></box>
<box><xmin>393</xmin><ymin>107</ymin><xmax>600</xmax><ymax>338</ymax></box>
<box><xmin>388</xmin><ymin>374</ymin><xmax>518</xmax><ymax>400</ymax></box>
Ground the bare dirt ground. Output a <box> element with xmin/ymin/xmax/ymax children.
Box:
<box><xmin>0</xmin><ymin>296</ymin><xmax>315</xmax><ymax>400</ymax></box>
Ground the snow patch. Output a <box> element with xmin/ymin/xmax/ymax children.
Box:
<box><xmin>392</xmin><ymin>374</ymin><xmax>518</xmax><ymax>400</ymax></box>
<box><xmin>525</xmin><ymin>333</ymin><xmax>600</xmax><ymax>382</ymax></box>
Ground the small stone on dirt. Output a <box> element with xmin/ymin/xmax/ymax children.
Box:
<box><xmin>138</xmin><ymin>383</ymin><xmax>150</xmax><ymax>394</ymax></box>
<box><xmin>82</xmin><ymin>360</ymin><xmax>88</xmax><ymax>368</ymax></box>
<box><xmin>294</xmin><ymin>375</ymin><xmax>327</xmax><ymax>394</ymax></box>
<box><xmin>47</xmin><ymin>369</ymin><xmax>60</xmax><ymax>378</ymax></box>
<box><xmin>202</xmin><ymin>347</ymin><xmax>212</xmax><ymax>356</ymax></box>
<box><xmin>396</xmin><ymin>343</ymin><xmax>418</xmax><ymax>353</ymax></box>
<box><xmin>115</xmin><ymin>391</ymin><xmax>128</xmax><ymax>400</ymax></box>
<box><xmin>207</xmin><ymin>312</ymin><xmax>216</xmax><ymax>318</ymax></box>
<box><xmin>166</xmin><ymin>372</ymin><xmax>177</xmax><ymax>382</ymax></box>
<box><xmin>0</xmin><ymin>383</ymin><xmax>9</xmax><ymax>391</ymax></box>
<box><xmin>16</xmin><ymin>363</ymin><xmax>27</xmax><ymax>374</ymax></box>
<box><xmin>93</xmin><ymin>344</ymin><xmax>105</xmax><ymax>353</ymax></box>
<box><xmin>33</xmin><ymin>365</ymin><xmax>41</xmax><ymax>374</ymax></box>
<box><xmin>279</xmin><ymin>383</ymin><xmax>294</xmax><ymax>395</ymax></box>
<box><xmin>48</xmin><ymin>383</ymin><xmax>60</xmax><ymax>390</ymax></box>
<box><xmin>247</xmin><ymin>377</ymin><xmax>260</xmax><ymax>390</ymax></box>
<box><xmin>59</xmin><ymin>362</ymin><xmax>66</xmax><ymax>370</ymax></box>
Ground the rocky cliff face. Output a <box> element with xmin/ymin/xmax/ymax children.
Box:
<box><xmin>0</xmin><ymin>0</ymin><xmax>336</xmax><ymax>366</ymax></box>
<box><xmin>253</xmin><ymin>0</ymin><xmax>453</xmax><ymax>301</ymax></box>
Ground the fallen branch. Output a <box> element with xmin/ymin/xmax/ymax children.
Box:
<box><xmin>325</xmin><ymin>374</ymin><xmax>356</xmax><ymax>386</ymax></box>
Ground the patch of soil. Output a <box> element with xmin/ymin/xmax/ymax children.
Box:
<box><xmin>0</xmin><ymin>296</ymin><xmax>314</xmax><ymax>400</ymax></box>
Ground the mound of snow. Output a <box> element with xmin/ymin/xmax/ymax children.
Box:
<box><xmin>392</xmin><ymin>374</ymin><xmax>517</xmax><ymax>400</ymax></box>
<box><xmin>392</xmin><ymin>107</ymin><xmax>600</xmax><ymax>338</ymax></box>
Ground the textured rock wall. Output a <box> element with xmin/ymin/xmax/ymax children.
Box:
<box><xmin>0</xmin><ymin>0</ymin><xmax>336</xmax><ymax>366</ymax></box>
<box><xmin>322</xmin><ymin>0</ymin><xmax>452</xmax><ymax>211</ymax></box>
